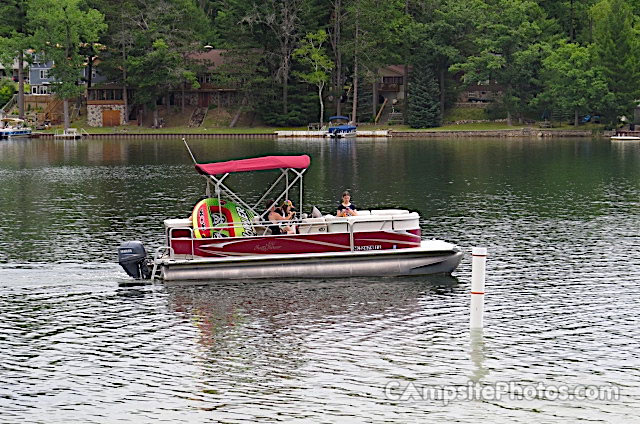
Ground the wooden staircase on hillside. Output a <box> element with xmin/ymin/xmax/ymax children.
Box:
<box><xmin>188</xmin><ymin>107</ymin><xmax>207</xmax><ymax>127</ymax></box>
<box><xmin>1</xmin><ymin>94</ymin><xmax>17</xmax><ymax>116</ymax></box>
<box><xmin>387</xmin><ymin>111</ymin><xmax>404</xmax><ymax>125</ymax></box>
<box><xmin>42</xmin><ymin>97</ymin><xmax>63</xmax><ymax>124</ymax></box>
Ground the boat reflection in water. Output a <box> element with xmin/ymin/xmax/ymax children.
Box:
<box><xmin>165</xmin><ymin>275</ymin><xmax>459</xmax><ymax>348</ymax></box>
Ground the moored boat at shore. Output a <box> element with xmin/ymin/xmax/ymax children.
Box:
<box><xmin>611</xmin><ymin>130</ymin><xmax>640</xmax><ymax>141</ymax></box>
<box><xmin>326</xmin><ymin>115</ymin><xmax>357</xmax><ymax>138</ymax></box>
<box><xmin>118</xmin><ymin>143</ymin><xmax>462</xmax><ymax>281</ymax></box>
<box><xmin>0</xmin><ymin>118</ymin><xmax>32</xmax><ymax>139</ymax></box>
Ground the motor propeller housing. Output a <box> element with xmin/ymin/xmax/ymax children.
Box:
<box><xmin>118</xmin><ymin>241</ymin><xmax>152</xmax><ymax>279</ymax></box>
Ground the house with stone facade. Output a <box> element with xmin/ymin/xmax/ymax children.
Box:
<box><xmin>86</xmin><ymin>84</ymin><xmax>133</xmax><ymax>127</ymax></box>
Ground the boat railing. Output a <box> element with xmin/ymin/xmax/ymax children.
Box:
<box><xmin>166</xmin><ymin>213</ymin><xmax>419</xmax><ymax>256</ymax></box>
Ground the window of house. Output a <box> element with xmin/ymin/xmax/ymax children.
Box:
<box><xmin>383</xmin><ymin>76</ymin><xmax>403</xmax><ymax>85</ymax></box>
<box><xmin>40</xmin><ymin>69</ymin><xmax>48</xmax><ymax>79</ymax></box>
<box><xmin>32</xmin><ymin>86</ymin><xmax>37</xmax><ymax>94</ymax></box>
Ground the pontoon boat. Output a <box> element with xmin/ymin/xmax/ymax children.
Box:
<box><xmin>611</xmin><ymin>130</ymin><xmax>640</xmax><ymax>141</ymax></box>
<box><xmin>326</xmin><ymin>116</ymin><xmax>356</xmax><ymax>138</ymax></box>
<box><xmin>0</xmin><ymin>118</ymin><xmax>32</xmax><ymax>139</ymax></box>
<box><xmin>118</xmin><ymin>142</ymin><xmax>462</xmax><ymax>281</ymax></box>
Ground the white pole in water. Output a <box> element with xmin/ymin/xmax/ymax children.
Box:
<box><xmin>470</xmin><ymin>247</ymin><xmax>487</xmax><ymax>329</ymax></box>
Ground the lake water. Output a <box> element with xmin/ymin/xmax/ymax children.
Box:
<box><xmin>0</xmin><ymin>136</ymin><xmax>639</xmax><ymax>423</ymax></box>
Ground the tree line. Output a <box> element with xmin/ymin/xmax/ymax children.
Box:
<box><xmin>1</xmin><ymin>0</ymin><xmax>639</xmax><ymax>128</ymax></box>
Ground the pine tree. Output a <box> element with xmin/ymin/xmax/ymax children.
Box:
<box><xmin>407</xmin><ymin>65</ymin><xmax>440</xmax><ymax>128</ymax></box>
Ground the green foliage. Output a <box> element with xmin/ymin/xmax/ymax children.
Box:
<box><xmin>539</xmin><ymin>0</ymin><xmax>598</xmax><ymax>43</ymax></box>
<box><xmin>294</xmin><ymin>30</ymin><xmax>333</xmax><ymax>88</ymax></box>
<box><xmin>536</xmin><ymin>42</ymin><xmax>613</xmax><ymax>124</ymax></box>
<box><xmin>451</xmin><ymin>0</ymin><xmax>554</xmax><ymax>123</ymax></box>
<box><xmin>0</xmin><ymin>0</ymin><xmax>636</xmax><ymax>129</ymax></box>
<box><xmin>590</xmin><ymin>0</ymin><xmax>640</xmax><ymax>121</ymax></box>
<box><xmin>407</xmin><ymin>64</ymin><xmax>441</xmax><ymax>128</ymax></box>
<box><xmin>28</xmin><ymin>0</ymin><xmax>106</xmax><ymax>100</ymax></box>
<box><xmin>128</xmin><ymin>39</ymin><xmax>181</xmax><ymax>109</ymax></box>
<box><xmin>443</xmin><ymin>106</ymin><xmax>489</xmax><ymax>122</ymax></box>
<box><xmin>294</xmin><ymin>30</ymin><xmax>334</xmax><ymax>123</ymax></box>
<box><xmin>256</xmin><ymin>83</ymin><xmax>317</xmax><ymax>126</ymax></box>
<box><xmin>0</xmin><ymin>79</ymin><xmax>17</xmax><ymax>106</ymax></box>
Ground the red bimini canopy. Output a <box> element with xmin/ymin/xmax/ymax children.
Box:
<box><xmin>195</xmin><ymin>155</ymin><xmax>311</xmax><ymax>175</ymax></box>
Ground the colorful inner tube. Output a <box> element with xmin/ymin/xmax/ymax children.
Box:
<box><xmin>192</xmin><ymin>198</ymin><xmax>256</xmax><ymax>238</ymax></box>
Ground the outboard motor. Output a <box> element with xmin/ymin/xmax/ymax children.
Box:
<box><xmin>118</xmin><ymin>241</ymin><xmax>152</xmax><ymax>279</ymax></box>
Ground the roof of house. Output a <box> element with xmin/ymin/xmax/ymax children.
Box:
<box><xmin>188</xmin><ymin>49</ymin><xmax>228</xmax><ymax>69</ymax></box>
<box><xmin>0</xmin><ymin>59</ymin><xmax>28</xmax><ymax>71</ymax></box>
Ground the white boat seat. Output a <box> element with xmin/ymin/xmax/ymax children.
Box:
<box><xmin>298</xmin><ymin>217</ymin><xmax>328</xmax><ymax>234</ymax></box>
<box><xmin>370</xmin><ymin>209</ymin><xmax>409</xmax><ymax>215</ymax></box>
<box><xmin>164</xmin><ymin>218</ymin><xmax>191</xmax><ymax>228</ymax></box>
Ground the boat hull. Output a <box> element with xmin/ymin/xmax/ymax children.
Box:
<box><xmin>156</xmin><ymin>240</ymin><xmax>463</xmax><ymax>281</ymax></box>
<box><xmin>170</xmin><ymin>229</ymin><xmax>422</xmax><ymax>257</ymax></box>
<box><xmin>611</xmin><ymin>136</ymin><xmax>640</xmax><ymax>141</ymax></box>
<box><xmin>0</xmin><ymin>130</ymin><xmax>31</xmax><ymax>139</ymax></box>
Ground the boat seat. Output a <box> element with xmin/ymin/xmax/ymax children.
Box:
<box><xmin>370</xmin><ymin>209</ymin><xmax>409</xmax><ymax>215</ymax></box>
<box><xmin>298</xmin><ymin>217</ymin><xmax>328</xmax><ymax>234</ymax></box>
<box><xmin>324</xmin><ymin>211</ymin><xmax>419</xmax><ymax>232</ymax></box>
<box><xmin>164</xmin><ymin>218</ymin><xmax>193</xmax><ymax>239</ymax></box>
<box><xmin>348</xmin><ymin>214</ymin><xmax>393</xmax><ymax>231</ymax></box>
<box><xmin>252</xmin><ymin>216</ymin><xmax>273</xmax><ymax>236</ymax></box>
<box><xmin>164</xmin><ymin>218</ymin><xmax>192</xmax><ymax>229</ymax></box>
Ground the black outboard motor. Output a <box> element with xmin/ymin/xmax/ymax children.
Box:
<box><xmin>118</xmin><ymin>241</ymin><xmax>152</xmax><ymax>279</ymax></box>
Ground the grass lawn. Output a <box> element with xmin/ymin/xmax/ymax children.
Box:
<box><xmin>38</xmin><ymin>116</ymin><xmax>605</xmax><ymax>135</ymax></box>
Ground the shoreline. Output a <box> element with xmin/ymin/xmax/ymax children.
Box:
<box><xmin>33</xmin><ymin>128</ymin><xmax>602</xmax><ymax>139</ymax></box>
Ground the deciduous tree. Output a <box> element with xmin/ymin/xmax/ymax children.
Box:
<box><xmin>451</xmin><ymin>0</ymin><xmax>552</xmax><ymax>125</ymax></box>
<box><xmin>537</xmin><ymin>42</ymin><xmax>613</xmax><ymax>125</ymax></box>
<box><xmin>0</xmin><ymin>0</ymin><xmax>30</xmax><ymax>119</ymax></box>
<box><xmin>293</xmin><ymin>30</ymin><xmax>334</xmax><ymax>125</ymax></box>
<box><xmin>28</xmin><ymin>0</ymin><xmax>105</xmax><ymax>129</ymax></box>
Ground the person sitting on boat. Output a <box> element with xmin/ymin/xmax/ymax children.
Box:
<box><xmin>267</xmin><ymin>199</ymin><xmax>295</xmax><ymax>235</ymax></box>
<box><xmin>337</xmin><ymin>191</ymin><xmax>358</xmax><ymax>217</ymax></box>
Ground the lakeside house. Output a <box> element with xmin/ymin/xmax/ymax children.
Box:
<box><xmin>86</xmin><ymin>48</ymin><xmax>241</xmax><ymax>127</ymax></box>
<box><xmin>373</xmin><ymin>65</ymin><xmax>408</xmax><ymax>124</ymax></box>
<box><xmin>459</xmin><ymin>80</ymin><xmax>503</xmax><ymax>104</ymax></box>
<box><xmin>0</xmin><ymin>58</ymin><xmax>29</xmax><ymax>83</ymax></box>
<box><xmin>188</xmin><ymin>48</ymin><xmax>241</xmax><ymax>109</ymax></box>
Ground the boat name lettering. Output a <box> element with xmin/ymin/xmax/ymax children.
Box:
<box><xmin>354</xmin><ymin>245</ymin><xmax>382</xmax><ymax>251</ymax></box>
<box><xmin>255</xmin><ymin>240</ymin><xmax>282</xmax><ymax>252</ymax></box>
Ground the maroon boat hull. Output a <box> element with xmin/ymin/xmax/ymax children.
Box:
<box><xmin>170</xmin><ymin>229</ymin><xmax>421</xmax><ymax>257</ymax></box>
